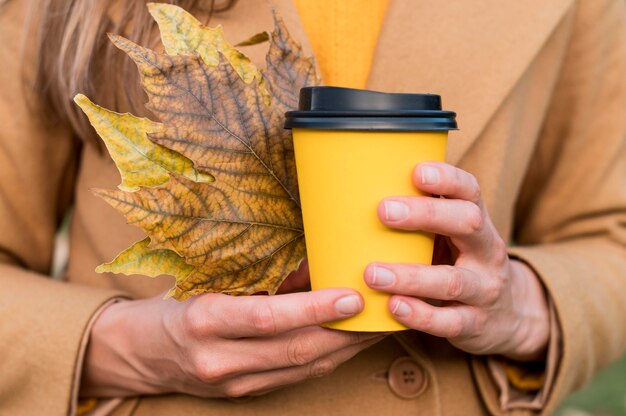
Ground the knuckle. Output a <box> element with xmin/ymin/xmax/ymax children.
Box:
<box><xmin>446</xmin><ymin>313</ymin><xmax>464</xmax><ymax>338</ymax></box>
<box><xmin>183</xmin><ymin>302</ymin><xmax>209</xmax><ymax>339</ymax></box>
<box><xmin>309</xmin><ymin>358</ymin><xmax>337</xmax><ymax>378</ymax></box>
<box><xmin>473</xmin><ymin>310</ymin><xmax>488</xmax><ymax>334</ymax></box>
<box><xmin>405</xmin><ymin>266</ymin><xmax>422</xmax><ymax>292</ymax></box>
<box><xmin>451</xmin><ymin>169</ymin><xmax>463</xmax><ymax>195</ymax></box>
<box><xmin>303</xmin><ymin>298</ymin><xmax>325</xmax><ymax>324</ymax></box>
<box><xmin>223</xmin><ymin>381</ymin><xmax>250</xmax><ymax>398</ymax></box>
<box><xmin>193</xmin><ymin>358</ymin><xmax>233</xmax><ymax>385</ymax></box>
<box><xmin>445</xmin><ymin>267</ymin><xmax>464</xmax><ymax>299</ymax></box>
<box><xmin>286</xmin><ymin>337</ymin><xmax>319</xmax><ymax>366</ymax></box>
<box><xmin>422</xmin><ymin>198</ymin><xmax>438</xmax><ymax>227</ymax></box>
<box><xmin>407</xmin><ymin>265</ymin><xmax>420</xmax><ymax>280</ymax></box>
<box><xmin>484</xmin><ymin>278</ymin><xmax>505</xmax><ymax>304</ymax></box>
<box><xmin>465</xmin><ymin>203</ymin><xmax>484</xmax><ymax>234</ymax></box>
<box><xmin>469</xmin><ymin>175</ymin><xmax>482</xmax><ymax>202</ymax></box>
<box><xmin>418</xmin><ymin>307</ymin><xmax>435</xmax><ymax>332</ymax></box>
<box><xmin>350</xmin><ymin>331</ymin><xmax>372</xmax><ymax>345</ymax></box>
<box><xmin>490</xmin><ymin>237</ymin><xmax>508</xmax><ymax>264</ymax></box>
<box><xmin>250</xmin><ymin>303</ymin><xmax>278</xmax><ymax>335</ymax></box>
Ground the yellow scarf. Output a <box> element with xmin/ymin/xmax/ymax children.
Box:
<box><xmin>293</xmin><ymin>0</ymin><xmax>390</xmax><ymax>89</ymax></box>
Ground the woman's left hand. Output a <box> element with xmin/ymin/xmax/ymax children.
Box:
<box><xmin>365</xmin><ymin>162</ymin><xmax>550</xmax><ymax>361</ymax></box>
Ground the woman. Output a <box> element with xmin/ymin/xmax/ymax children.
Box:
<box><xmin>0</xmin><ymin>0</ymin><xmax>625</xmax><ymax>415</ymax></box>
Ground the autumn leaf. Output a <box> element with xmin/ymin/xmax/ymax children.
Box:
<box><xmin>96</xmin><ymin>238</ymin><xmax>194</xmax><ymax>297</ymax></box>
<box><xmin>74</xmin><ymin>94</ymin><xmax>212</xmax><ymax>191</ymax></box>
<box><xmin>95</xmin><ymin>237</ymin><xmax>196</xmax><ymax>299</ymax></box>
<box><xmin>148</xmin><ymin>2</ymin><xmax>270</xmax><ymax>104</ymax></box>
<box><xmin>76</xmin><ymin>4</ymin><xmax>318</xmax><ymax>299</ymax></box>
<box><xmin>235</xmin><ymin>31</ymin><xmax>270</xmax><ymax>47</ymax></box>
<box><xmin>263</xmin><ymin>12</ymin><xmax>316</xmax><ymax>113</ymax></box>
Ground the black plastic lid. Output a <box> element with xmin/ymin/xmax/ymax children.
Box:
<box><xmin>284</xmin><ymin>86</ymin><xmax>458</xmax><ymax>131</ymax></box>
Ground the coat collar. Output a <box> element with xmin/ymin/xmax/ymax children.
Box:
<box><xmin>272</xmin><ymin>0</ymin><xmax>575</xmax><ymax>164</ymax></box>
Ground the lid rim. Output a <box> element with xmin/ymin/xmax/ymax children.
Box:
<box><xmin>285</xmin><ymin>116</ymin><xmax>458</xmax><ymax>131</ymax></box>
<box><xmin>286</xmin><ymin>110</ymin><xmax>457</xmax><ymax>118</ymax></box>
<box><xmin>284</xmin><ymin>86</ymin><xmax>458</xmax><ymax>132</ymax></box>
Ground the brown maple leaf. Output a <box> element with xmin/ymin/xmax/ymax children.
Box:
<box><xmin>77</xmin><ymin>4</ymin><xmax>318</xmax><ymax>299</ymax></box>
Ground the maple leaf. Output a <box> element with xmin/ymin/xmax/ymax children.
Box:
<box><xmin>235</xmin><ymin>32</ymin><xmax>270</xmax><ymax>47</ymax></box>
<box><xmin>78</xmin><ymin>3</ymin><xmax>318</xmax><ymax>299</ymax></box>
<box><xmin>147</xmin><ymin>3</ymin><xmax>263</xmax><ymax>86</ymax></box>
<box><xmin>95</xmin><ymin>238</ymin><xmax>194</xmax><ymax>299</ymax></box>
<box><xmin>73</xmin><ymin>94</ymin><xmax>212</xmax><ymax>191</ymax></box>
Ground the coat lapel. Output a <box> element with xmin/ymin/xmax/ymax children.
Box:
<box><xmin>273</xmin><ymin>0</ymin><xmax>575</xmax><ymax>164</ymax></box>
<box><xmin>367</xmin><ymin>0</ymin><xmax>575</xmax><ymax>164</ymax></box>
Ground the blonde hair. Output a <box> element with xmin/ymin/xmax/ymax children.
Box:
<box><xmin>27</xmin><ymin>0</ymin><xmax>237</xmax><ymax>145</ymax></box>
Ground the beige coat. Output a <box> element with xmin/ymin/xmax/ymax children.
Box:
<box><xmin>1</xmin><ymin>0</ymin><xmax>625</xmax><ymax>415</ymax></box>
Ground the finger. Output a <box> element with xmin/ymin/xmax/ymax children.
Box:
<box><xmin>413</xmin><ymin>162</ymin><xmax>483</xmax><ymax>207</ymax></box>
<box><xmin>378</xmin><ymin>196</ymin><xmax>486</xmax><ymax>237</ymax></box>
<box><xmin>217</xmin><ymin>336</ymin><xmax>383</xmax><ymax>398</ymax></box>
<box><xmin>377</xmin><ymin>196</ymin><xmax>501</xmax><ymax>257</ymax></box>
<box><xmin>221</xmin><ymin>328</ymin><xmax>386</xmax><ymax>377</ymax></box>
<box><xmin>364</xmin><ymin>263</ymin><xmax>485</xmax><ymax>305</ymax></box>
<box><xmin>388</xmin><ymin>295</ymin><xmax>477</xmax><ymax>339</ymax></box>
<box><xmin>193</xmin><ymin>289</ymin><xmax>364</xmax><ymax>338</ymax></box>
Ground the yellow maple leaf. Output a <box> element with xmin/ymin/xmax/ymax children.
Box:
<box><xmin>74</xmin><ymin>94</ymin><xmax>212</xmax><ymax>191</ymax></box>
<box><xmin>96</xmin><ymin>237</ymin><xmax>194</xmax><ymax>290</ymax></box>
<box><xmin>148</xmin><ymin>2</ymin><xmax>271</xmax><ymax>105</ymax></box>
<box><xmin>148</xmin><ymin>2</ymin><xmax>260</xmax><ymax>84</ymax></box>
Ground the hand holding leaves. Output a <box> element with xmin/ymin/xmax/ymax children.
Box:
<box><xmin>75</xmin><ymin>3</ymin><xmax>318</xmax><ymax>300</ymax></box>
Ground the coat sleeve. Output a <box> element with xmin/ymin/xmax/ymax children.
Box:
<box><xmin>0</xmin><ymin>2</ymin><xmax>128</xmax><ymax>415</ymax></box>
<box><xmin>472</xmin><ymin>0</ymin><xmax>626</xmax><ymax>415</ymax></box>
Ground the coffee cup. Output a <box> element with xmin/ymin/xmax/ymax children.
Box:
<box><xmin>285</xmin><ymin>86</ymin><xmax>457</xmax><ymax>331</ymax></box>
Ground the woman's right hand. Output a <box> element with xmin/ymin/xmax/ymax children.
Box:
<box><xmin>80</xmin><ymin>287</ymin><xmax>384</xmax><ymax>399</ymax></box>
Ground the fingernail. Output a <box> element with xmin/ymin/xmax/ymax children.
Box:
<box><xmin>421</xmin><ymin>166</ymin><xmax>440</xmax><ymax>185</ymax></box>
<box><xmin>335</xmin><ymin>295</ymin><xmax>362</xmax><ymax>315</ymax></box>
<box><xmin>371</xmin><ymin>266</ymin><xmax>395</xmax><ymax>286</ymax></box>
<box><xmin>392</xmin><ymin>300</ymin><xmax>411</xmax><ymax>317</ymax></box>
<box><xmin>384</xmin><ymin>201</ymin><xmax>409</xmax><ymax>221</ymax></box>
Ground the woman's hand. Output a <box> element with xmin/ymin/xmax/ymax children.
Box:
<box><xmin>80</xmin><ymin>281</ymin><xmax>384</xmax><ymax>398</ymax></box>
<box><xmin>365</xmin><ymin>162</ymin><xmax>549</xmax><ymax>361</ymax></box>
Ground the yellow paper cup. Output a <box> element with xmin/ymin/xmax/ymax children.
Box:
<box><xmin>285</xmin><ymin>87</ymin><xmax>457</xmax><ymax>332</ymax></box>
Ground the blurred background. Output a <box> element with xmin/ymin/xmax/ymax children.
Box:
<box><xmin>556</xmin><ymin>356</ymin><xmax>626</xmax><ymax>416</ymax></box>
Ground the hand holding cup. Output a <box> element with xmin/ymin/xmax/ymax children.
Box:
<box><xmin>366</xmin><ymin>162</ymin><xmax>550</xmax><ymax>360</ymax></box>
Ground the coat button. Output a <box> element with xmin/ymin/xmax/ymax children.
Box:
<box><xmin>387</xmin><ymin>356</ymin><xmax>428</xmax><ymax>399</ymax></box>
